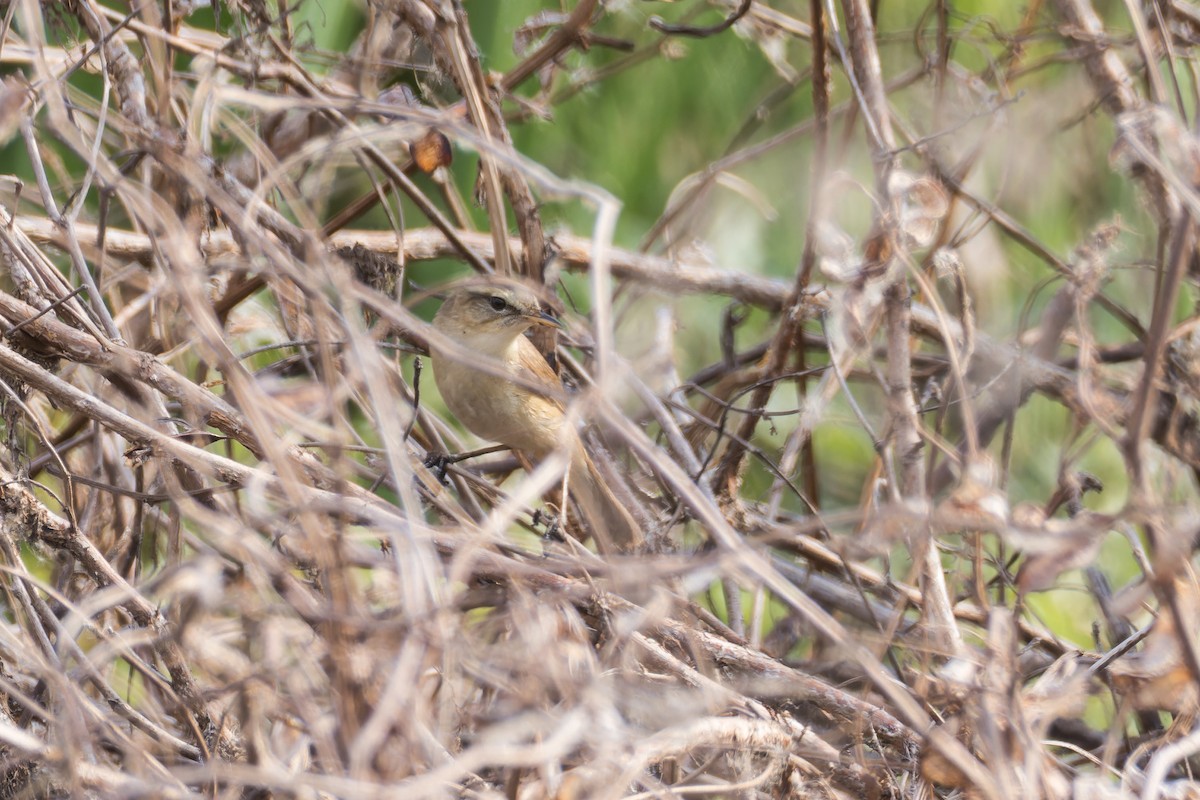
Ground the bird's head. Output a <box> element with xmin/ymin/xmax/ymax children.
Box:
<box><xmin>433</xmin><ymin>277</ymin><xmax>562</xmax><ymax>343</ymax></box>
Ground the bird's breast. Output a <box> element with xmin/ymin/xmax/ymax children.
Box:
<box><xmin>431</xmin><ymin>341</ymin><xmax>566</xmax><ymax>457</ymax></box>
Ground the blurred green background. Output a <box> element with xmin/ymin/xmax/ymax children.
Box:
<box><xmin>8</xmin><ymin>0</ymin><xmax>1180</xmax><ymax>650</ymax></box>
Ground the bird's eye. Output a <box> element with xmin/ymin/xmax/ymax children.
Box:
<box><xmin>488</xmin><ymin>296</ymin><xmax>507</xmax><ymax>312</ymax></box>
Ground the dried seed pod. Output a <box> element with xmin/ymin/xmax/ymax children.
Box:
<box><xmin>409</xmin><ymin>131</ymin><xmax>452</xmax><ymax>173</ymax></box>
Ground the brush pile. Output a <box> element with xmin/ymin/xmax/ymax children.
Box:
<box><xmin>0</xmin><ymin>1</ymin><xmax>1199</xmax><ymax>798</ymax></box>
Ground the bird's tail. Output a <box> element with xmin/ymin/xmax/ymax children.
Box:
<box><xmin>569</xmin><ymin>447</ymin><xmax>644</xmax><ymax>554</ymax></box>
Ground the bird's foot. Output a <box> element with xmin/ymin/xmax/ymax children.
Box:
<box><xmin>532</xmin><ymin>508</ymin><xmax>565</xmax><ymax>545</ymax></box>
<box><xmin>423</xmin><ymin>452</ymin><xmax>453</xmax><ymax>484</ymax></box>
<box><xmin>425</xmin><ymin>444</ymin><xmax>512</xmax><ymax>484</ymax></box>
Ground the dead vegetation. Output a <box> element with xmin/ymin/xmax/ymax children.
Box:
<box><xmin>0</xmin><ymin>0</ymin><xmax>1199</xmax><ymax>797</ymax></box>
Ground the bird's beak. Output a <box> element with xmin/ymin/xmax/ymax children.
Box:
<box><xmin>526</xmin><ymin>310</ymin><xmax>563</xmax><ymax>329</ymax></box>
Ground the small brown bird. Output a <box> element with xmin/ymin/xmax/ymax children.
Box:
<box><xmin>430</xmin><ymin>277</ymin><xmax>643</xmax><ymax>553</ymax></box>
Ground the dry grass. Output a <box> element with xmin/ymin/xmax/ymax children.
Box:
<box><xmin>1</xmin><ymin>0</ymin><xmax>1200</xmax><ymax>798</ymax></box>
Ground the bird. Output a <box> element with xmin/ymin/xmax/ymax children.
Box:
<box><xmin>430</xmin><ymin>276</ymin><xmax>644</xmax><ymax>554</ymax></box>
